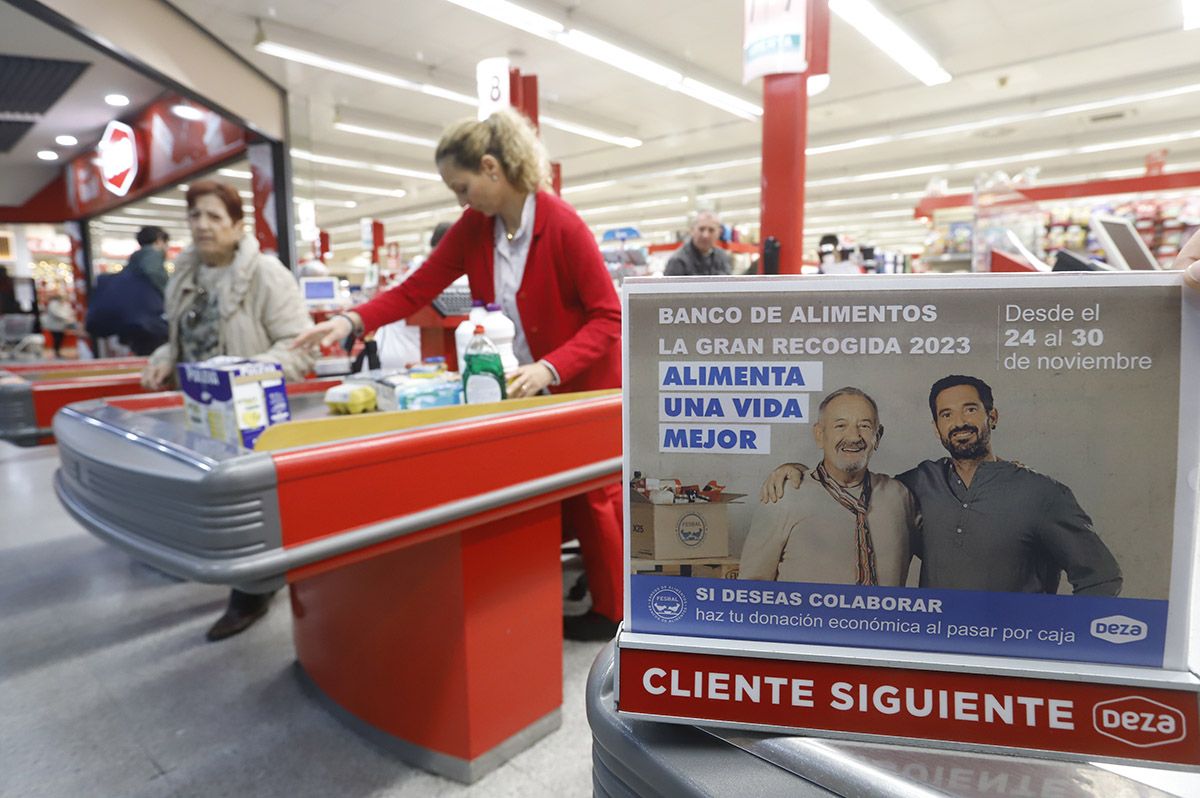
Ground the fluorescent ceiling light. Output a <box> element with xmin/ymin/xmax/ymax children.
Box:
<box><xmin>148</xmin><ymin>197</ymin><xmax>187</xmax><ymax>207</ymax></box>
<box><xmin>333</xmin><ymin>121</ymin><xmax>438</xmax><ymax>148</ymax></box>
<box><xmin>556</xmin><ymin>29</ymin><xmax>683</xmax><ymax>87</ymax></box>
<box><xmin>805</xmin><ymin>82</ymin><xmax>1200</xmax><ymax>159</ymax></box>
<box><xmin>297</xmin><ymin>197</ymin><xmax>359</xmax><ymax>209</ymax></box>
<box><xmin>291</xmin><ymin>148</ymin><xmax>441</xmax><ymax>181</ymax></box>
<box><xmin>697</xmin><ymin>186</ymin><xmax>759</xmax><ymax>201</ymax></box>
<box><xmin>218</xmin><ymin>168</ymin><xmax>252</xmax><ymax>179</ymax></box>
<box><xmin>562</xmin><ymin>180</ymin><xmax>618</xmax><ymax>195</ymax></box>
<box><xmin>829</xmin><ymin>0</ymin><xmax>951</xmax><ymax>86</ymax></box>
<box><xmin>675</xmin><ymin>78</ymin><xmax>761</xmax><ymax>121</ymax></box>
<box><xmin>578</xmin><ymin>195</ymin><xmax>689</xmax><ymax>217</ymax></box>
<box><xmin>36</xmin><ymin>150</ymin><xmax>58</xmax><ymax>161</ymax></box>
<box><xmin>104</xmin><ymin>93</ymin><xmax>130</xmax><ymax>107</ymax></box>
<box><xmin>440</xmin><ymin>1</ymin><xmax>761</xmax><ymax>119</ymax></box>
<box><xmin>306</xmin><ymin>178</ymin><xmax>407</xmax><ymax>198</ymax></box>
<box><xmin>257</xmin><ymin>33</ymin><xmax>639</xmax><ymax>148</ymax></box>
<box><xmin>55</xmin><ymin>135</ymin><xmax>78</xmax><ymax>146</ymax></box>
<box><xmin>254</xmin><ymin>40</ymin><xmax>477</xmax><ymax>105</ymax></box>
<box><xmin>539</xmin><ymin>116</ymin><xmax>642</xmax><ymax>148</ymax></box>
<box><xmin>1186</xmin><ymin>0</ymin><xmax>1200</xmax><ymax>29</ymax></box>
<box><xmin>239</xmin><ymin>191</ymin><xmax>253</xmax><ymax>199</ymax></box>
<box><xmin>120</xmin><ymin>207</ymin><xmax>184</xmax><ymax>218</ymax></box>
<box><xmin>443</xmin><ymin>0</ymin><xmax>564</xmax><ymax>37</ymax></box>
<box><xmin>1074</xmin><ymin>129</ymin><xmax>1200</xmax><ymax>155</ymax></box>
<box><xmin>103</xmin><ymin>214</ymin><xmax>187</xmax><ymax>227</ymax></box>
<box><xmin>172</xmin><ymin>104</ymin><xmax>205</xmax><ymax>121</ymax></box>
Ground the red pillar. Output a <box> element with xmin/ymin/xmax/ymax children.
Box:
<box><xmin>760</xmin><ymin>73</ymin><xmax>808</xmax><ymax>274</ymax></box>
<box><xmin>318</xmin><ymin>230</ymin><xmax>330</xmax><ymax>263</ymax></box>
<box><xmin>370</xmin><ymin>220</ymin><xmax>384</xmax><ymax>265</ymax></box>
<box><xmin>509</xmin><ymin>67</ymin><xmax>558</xmax><ymax>193</ymax></box>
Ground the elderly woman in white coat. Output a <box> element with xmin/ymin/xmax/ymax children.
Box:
<box><xmin>142</xmin><ymin>179</ymin><xmax>314</xmax><ymax>641</ymax></box>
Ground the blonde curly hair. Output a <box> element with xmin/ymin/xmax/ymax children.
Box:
<box><xmin>435</xmin><ymin>109</ymin><xmax>550</xmax><ymax>194</ymax></box>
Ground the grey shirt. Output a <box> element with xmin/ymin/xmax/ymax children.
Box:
<box><xmin>664</xmin><ymin>240</ymin><xmax>732</xmax><ymax>276</ymax></box>
<box><xmin>897</xmin><ymin>459</ymin><xmax>1122</xmax><ymax>596</ymax></box>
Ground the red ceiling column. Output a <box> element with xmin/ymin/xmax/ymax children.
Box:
<box><xmin>508</xmin><ymin>67</ymin><xmax>560</xmax><ymax>195</ymax></box>
<box><xmin>758</xmin><ymin>0</ymin><xmax>830</xmax><ymax>274</ymax></box>
<box><xmin>760</xmin><ymin>73</ymin><xmax>808</xmax><ymax>274</ymax></box>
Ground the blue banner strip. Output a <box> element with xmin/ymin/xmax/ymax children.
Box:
<box><xmin>630</xmin><ymin>575</ymin><xmax>1167</xmax><ymax>667</ymax></box>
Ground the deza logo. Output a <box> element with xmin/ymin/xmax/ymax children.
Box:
<box><xmin>676</xmin><ymin>513</ymin><xmax>706</xmax><ymax>546</ymax></box>
<box><xmin>1093</xmin><ymin>696</ymin><xmax>1187</xmax><ymax>748</ymax></box>
<box><xmin>1089</xmin><ymin>615</ymin><xmax>1148</xmax><ymax>644</ymax></box>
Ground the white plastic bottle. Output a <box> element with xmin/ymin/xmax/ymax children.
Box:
<box><xmin>462</xmin><ymin>325</ymin><xmax>506</xmax><ymax>404</ymax></box>
<box><xmin>484</xmin><ymin>303</ymin><xmax>520</xmax><ymax>375</ymax></box>
<box><xmin>454</xmin><ymin>300</ymin><xmax>488</xmax><ymax>371</ymax></box>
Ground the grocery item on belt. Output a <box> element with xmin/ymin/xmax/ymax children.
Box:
<box><xmin>178</xmin><ymin>357</ymin><xmax>290</xmax><ymax>448</ymax></box>
<box><xmin>324</xmin><ymin>382</ymin><xmax>378</xmax><ymax>414</ymax></box>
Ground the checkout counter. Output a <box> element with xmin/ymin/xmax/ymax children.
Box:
<box><xmin>53</xmin><ymin>385</ymin><xmax>621</xmax><ymax>783</ymax></box>
<box><xmin>0</xmin><ymin>357</ymin><xmax>147</xmax><ymax>445</ymax></box>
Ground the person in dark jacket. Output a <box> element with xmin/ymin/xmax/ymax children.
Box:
<box><xmin>664</xmin><ymin>211</ymin><xmax>732</xmax><ymax>276</ymax></box>
<box><xmin>128</xmin><ymin>226</ymin><xmax>170</xmax><ymax>293</ymax></box>
<box><xmin>120</xmin><ymin>227</ymin><xmax>170</xmax><ymax>354</ymax></box>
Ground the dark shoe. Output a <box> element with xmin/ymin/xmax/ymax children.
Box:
<box><xmin>563</xmin><ymin>611</ymin><xmax>620</xmax><ymax>642</ymax></box>
<box><xmin>205</xmin><ymin>590</ymin><xmax>272</xmax><ymax>642</ymax></box>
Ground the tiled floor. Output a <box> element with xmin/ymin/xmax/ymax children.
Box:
<box><xmin>0</xmin><ymin>441</ymin><xmax>605</xmax><ymax>798</ymax></box>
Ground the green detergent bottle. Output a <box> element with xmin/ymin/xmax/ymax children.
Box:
<box><xmin>462</xmin><ymin>325</ymin><xmax>507</xmax><ymax>403</ymax></box>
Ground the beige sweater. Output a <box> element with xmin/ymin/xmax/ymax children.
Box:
<box><xmin>150</xmin><ymin>236</ymin><xmax>315</xmax><ymax>383</ymax></box>
<box><xmin>740</xmin><ymin>469</ymin><xmax>918</xmax><ymax>587</ymax></box>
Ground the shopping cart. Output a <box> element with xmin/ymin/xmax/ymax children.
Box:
<box><xmin>0</xmin><ymin>314</ymin><xmax>44</xmax><ymax>360</ymax></box>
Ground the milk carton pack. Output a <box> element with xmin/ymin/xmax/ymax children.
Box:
<box><xmin>178</xmin><ymin>357</ymin><xmax>291</xmax><ymax>449</ymax></box>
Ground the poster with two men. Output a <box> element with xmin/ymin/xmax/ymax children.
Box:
<box><xmin>623</xmin><ymin>272</ymin><xmax>1198</xmax><ymax>670</ymax></box>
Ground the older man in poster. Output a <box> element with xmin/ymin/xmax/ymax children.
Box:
<box><xmin>740</xmin><ymin>387</ymin><xmax>918</xmax><ymax>586</ymax></box>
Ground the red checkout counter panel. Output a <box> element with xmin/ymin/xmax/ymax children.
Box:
<box><xmin>0</xmin><ymin>358</ymin><xmax>147</xmax><ymax>446</ymax></box>
<box><xmin>53</xmin><ymin>387</ymin><xmax>621</xmax><ymax>783</ymax></box>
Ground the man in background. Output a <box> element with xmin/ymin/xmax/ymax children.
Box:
<box><xmin>664</xmin><ymin>211</ymin><xmax>732</xmax><ymax>276</ymax></box>
<box><xmin>119</xmin><ymin>226</ymin><xmax>170</xmax><ymax>354</ymax></box>
<box><xmin>128</xmin><ymin>226</ymin><xmax>169</xmax><ymax>294</ymax></box>
<box><xmin>85</xmin><ymin>226</ymin><xmax>169</xmax><ymax>356</ymax></box>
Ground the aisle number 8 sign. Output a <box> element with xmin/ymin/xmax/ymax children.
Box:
<box><xmin>476</xmin><ymin>57</ymin><xmax>511</xmax><ymax>120</ymax></box>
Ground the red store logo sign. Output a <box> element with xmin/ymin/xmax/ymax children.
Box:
<box><xmin>98</xmin><ymin>121</ymin><xmax>138</xmax><ymax>197</ymax></box>
<box><xmin>1093</xmin><ymin>696</ymin><xmax>1187</xmax><ymax>748</ymax></box>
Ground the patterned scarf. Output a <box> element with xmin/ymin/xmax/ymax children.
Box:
<box><xmin>813</xmin><ymin>462</ymin><xmax>878</xmax><ymax>586</ymax></box>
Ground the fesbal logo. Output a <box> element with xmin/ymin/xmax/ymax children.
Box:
<box><xmin>1093</xmin><ymin>696</ymin><xmax>1187</xmax><ymax>748</ymax></box>
<box><xmin>676</xmin><ymin>513</ymin><xmax>706</xmax><ymax>547</ymax></box>
<box><xmin>1089</xmin><ymin>615</ymin><xmax>1148</xmax><ymax>645</ymax></box>
<box><xmin>648</xmin><ymin>585</ymin><xmax>687</xmax><ymax>623</ymax></box>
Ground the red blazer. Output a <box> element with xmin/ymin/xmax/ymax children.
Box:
<box><xmin>353</xmin><ymin>191</ymin><xmax>621</xmax><ymax>393</ymax></box>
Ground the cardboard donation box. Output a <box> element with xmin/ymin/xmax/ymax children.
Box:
<box><xmin>629</xmin><ymin>476</ymin><xmax>741</xmax><ymax>561</ymax></box>
<box><xmin>618</xmin><ymin>272</ymin><xmax>1200</xmax><ymax>770</ymax></box>
<box><xmin>178</xmin><ymin>357</ymin><xmax>291</xmax><ymax>448</ymax></box>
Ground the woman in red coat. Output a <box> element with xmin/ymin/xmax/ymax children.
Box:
<box><xmin>294</xmin><ymin>110</ymin><xmax>623</xmax><ymax>640</ymax></box>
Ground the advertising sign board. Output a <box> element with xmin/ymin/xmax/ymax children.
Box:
<box><xmin>617</xmin><ymin>272</ymin><xmax>1200</xmax><ymax>767</ymax></box>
